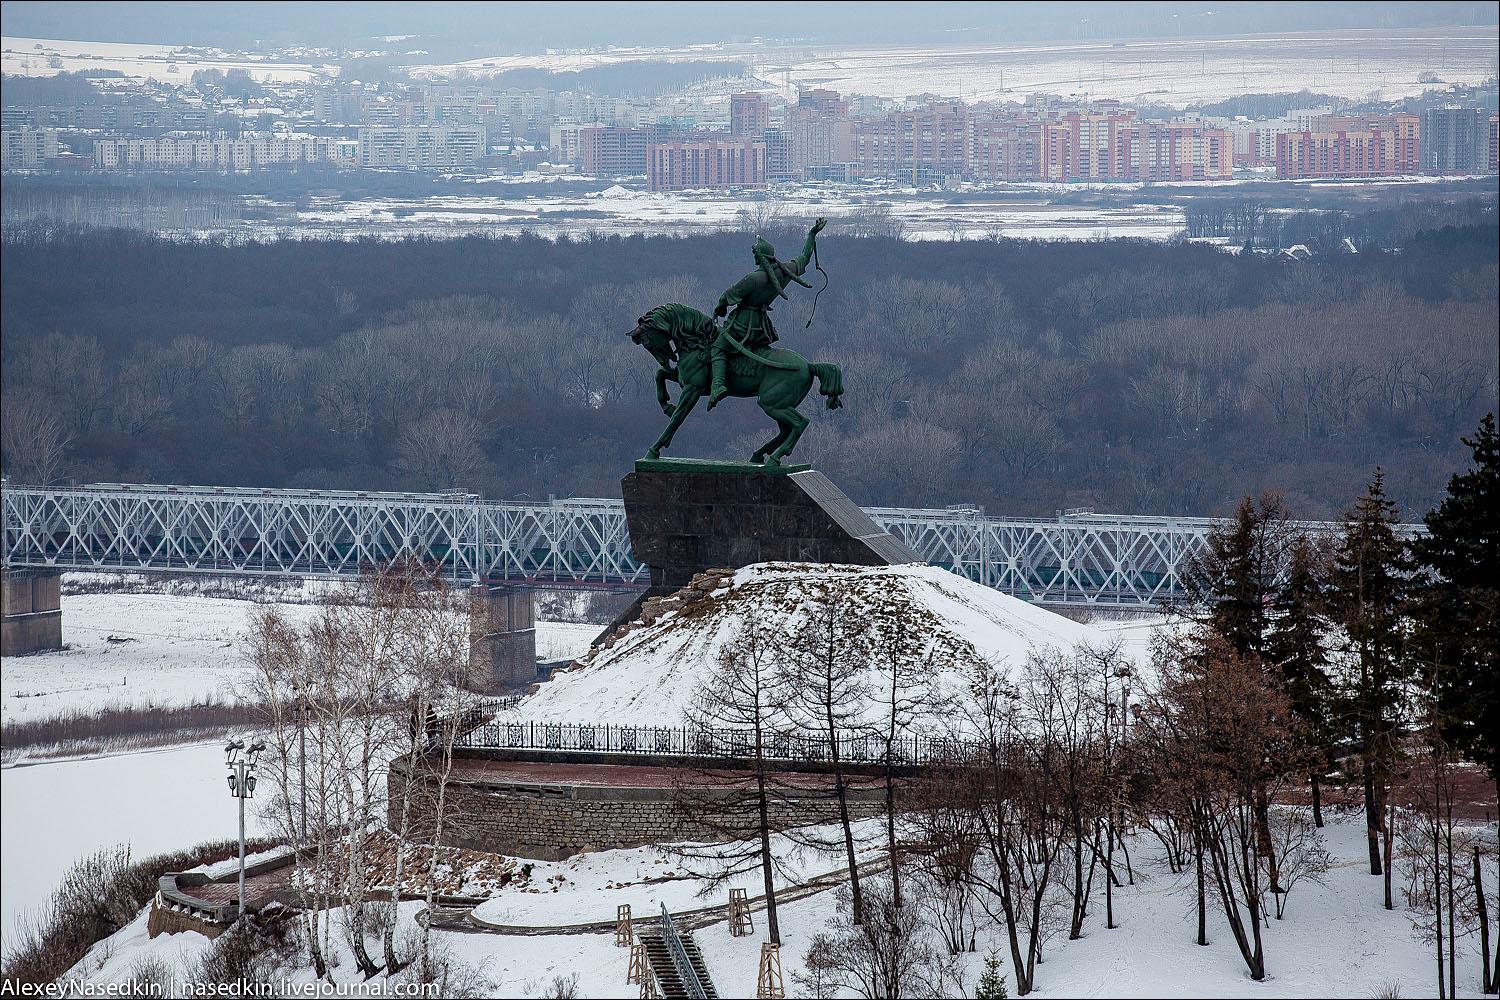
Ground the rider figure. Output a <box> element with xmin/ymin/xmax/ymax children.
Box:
<box><xmin>708</xmin><ymin>217</ymin><xmax>826</xmax><ymax>410</ymax></box>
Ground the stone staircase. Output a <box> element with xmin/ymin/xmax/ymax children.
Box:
<box><xmin>639</xmin><ymin>928</ymin><xmax>718</xmax><ymax>999</ymax></box>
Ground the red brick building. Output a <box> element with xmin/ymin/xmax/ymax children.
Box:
<box><xmin>853</xmin><ymin>103</ymin><xmax>969</xmax><ymax>181</ymax></box>
<box><xmin>1039</xmin><ymin>105</ymin><xmax>1141</xmax><ymax>181</ymax></box>
<box><xmin>968</xmin><ymin>116</ymin><xmax>1041</xmax><ymax>182</ymax></box>
<box><xmin>1275</xmin><ymin>114</ymin><xmax>1421</xmax><ymax>179</ymax></box>
<box><xmin>647</xmin><ymin>135</ymin><xmax>766</xmax><ymax>191</ymax></box>
<box><xmin>1313</xmin><ymin>114</ymin><xmax>1420</xmax><ymax>173</ymax></box>
<box><xmin>1106</xmin><ymin>122</ymin><xmax>1232</xmax><ymax>182</ymax></box>
<box><xmin>574</xmin><ymin>125</ymin><xmax>666</xmax><ymax>176</ymax></box>
<box><xmin>729</xmin><ymin>93</ymin><xmax>770</xmax><ymax>137</ymax></box>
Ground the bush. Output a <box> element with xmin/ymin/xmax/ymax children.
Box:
<box><xmin>976</xmin><ymin>950</ymin><xmax>1009</xmax><ymax>999</ymax></box>
<box><xmin>1</xmin><ymin>702</ymin><xmax>266</xmax><ymax>753</ymax></box>
<box><xmin>189</xmin><ymin>906</ymin><xmax>299</xmax><ymax>988</ymax></box>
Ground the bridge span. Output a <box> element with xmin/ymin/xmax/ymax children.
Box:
<box><xmin>3</xmin><ymin>481</ymin><xmax>1280</xmax><ymax>610</ymax></box>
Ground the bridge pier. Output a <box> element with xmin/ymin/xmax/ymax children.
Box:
<box><xmin>2</xmin><ymin>568</ymin><xmax>63</xmax><ymax>656</ymax></box>
<box><xmin>468</xmin><ymin>586</ymin><xmax>537</xmax><ymax>693</ymax></box>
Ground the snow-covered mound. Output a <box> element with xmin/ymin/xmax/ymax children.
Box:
<box><xmin>518</xmin><ymin>562</ymin><xmax>1108</xmax><ymax>727</ymax></box>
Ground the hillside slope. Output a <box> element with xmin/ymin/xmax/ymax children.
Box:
<box><xmin>518</xmin><ymin>562</ymin><xmax>1111</xmax><ymax>727</ymax></box>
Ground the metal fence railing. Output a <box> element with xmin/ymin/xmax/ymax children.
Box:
<box><xmin>661</xmin><ymin>902</ymin><xmax>709</xmax><ymax>1000</ymax></box>
<box><xmin>453</xmin><ymin>719</ymin><xmax>977</xmax><ymax>767</ymax></box>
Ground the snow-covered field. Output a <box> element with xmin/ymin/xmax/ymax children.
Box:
<box><xmin>414</xmin><ymin>27</ymin><xmax>1500</xmax><ymax>107</ymax></box>
<box><xmin>0</xmin><ymin>36</ymin><xmax>333</xmax><ymax>84</ymax></box>
<box><xmin>10</xmin><ymin>27</ymin><xmax>1493</xmax><ymax>105</ymax></box>
<box><xmin>57</xmin><ymin>812</ymin><xmax>1495</xmax><ymax>998</ymax></box>
<box><xmin>1</xmin><ymin>588</ymin><xmax>600</xmax><ymax>727</ymax></box>
<box><xmin>246</xmin><ymin>185</ymin><xmax>1186</xmax><ymax>242</ymax></box>
<box><xmin>118</xmin><ymin>173</ymin><xmax>1492</xmax><ymax>243</ymax></box>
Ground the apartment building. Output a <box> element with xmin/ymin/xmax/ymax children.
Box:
<box><xmin>93</xmin><ymin>133</ymin><xmax>355</xmax><ymax>171</ymax></box>
<box><xmin>853</xmin><ymin>103</ymin><xmax>969</xmax><ymax>181</ymax></box>
<box><xmin>1</xmin><ymin>128</ymin><xmax>59</xmax><ymax>169</ymax></box>
<box><xmin>968</xmin><ymin>116</ymin><xmax>1041</xmax><ymax>182</ymax></box>
<box><xmin>787</xmin><ymin>89</ymin><xmax>853</xmax><ymax>177</ymax></box>
<box><xmin>729</xmin><ymin>93</ymin><xmax>770</xmax><ymax>136</ymax></box>
<box><xmin>1422</xmin><ymin>106</ymin><xmax>1488</xmax><ymax>173</ymax></box>
<box><xmin>1276</xmin><ymin>114</ymin><xmax>1421</xmax><ymax>179</ymax></box>
<box><xmin>356</xmin><ymin>125</ymin><xmax>486</xmax><ymax>169</ymax></box>
<box><xmin>647</xmin><ymin>135</ymin><xmax>765</xmax><ymax>191</ymax></box>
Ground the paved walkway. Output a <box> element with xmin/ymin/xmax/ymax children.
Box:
<box><xmin>175</xmin><ymin>866</ymin><xmax>293</xmax><ymax>907</ymax></box>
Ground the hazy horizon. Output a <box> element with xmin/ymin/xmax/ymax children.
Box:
<box><xmin>2</xmin><ymin>0</ymin><xmax>1497</xmax><ymax>56</ymax></box>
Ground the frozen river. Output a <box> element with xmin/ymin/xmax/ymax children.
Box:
<box><xmin>0</xmin><ymin>743</ymin><xmax>269</xmax><ymax>957</ymax></box>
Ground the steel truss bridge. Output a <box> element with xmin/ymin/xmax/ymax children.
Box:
<box><xmin>0</xmin><ymin>482</ymin><xmax>1361</xmax><ymax>609</ymax></box>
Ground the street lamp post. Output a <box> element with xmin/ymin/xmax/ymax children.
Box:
<box><xmin>224</xmin><ymin>739</ymin><xmax>265</xmax><ymax>921</ymax></box>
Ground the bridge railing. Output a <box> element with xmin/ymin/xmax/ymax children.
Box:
<box><xmin>454</xmin><ymin>719</ymin><xmax>977</xmax><ymax>767</ymax></box>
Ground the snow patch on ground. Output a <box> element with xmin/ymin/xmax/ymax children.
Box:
<box><xmin>2</xmin><ymin>587</ymin><xmax>602</xmax><ymax>725</ymax></box>
<box><xmin>520</xmin><ymin>562</ymin><xmax>1112</xmax><ymax>728</ymax></box>
<box><xmin>471</xmin><ymin>819</ymin><xmax>884</xmax><ymax>928</ymax></box>
<box><xmin>56</xmin><ymin>813</ymin><xmax>1494</xmax><ymax>998</ymax></box>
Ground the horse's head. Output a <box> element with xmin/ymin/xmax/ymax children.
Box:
<box><xmin>629</xmin><ymin>315</ymin><xmax>677</xmax><ymax>369</ymax></box>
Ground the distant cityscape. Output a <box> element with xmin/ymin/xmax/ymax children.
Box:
<box><xmin>2</xmin><ymin>51</ymin><xmax>1496</xmax><ymax>188</ymax></box>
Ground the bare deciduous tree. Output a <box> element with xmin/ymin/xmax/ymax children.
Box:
<box><xmin>0</xmin><ymin>389</ymin><xmax>73</xmax><ymax>485</ymax></box>
<box><xmin>777</xmin><ymin>577</ymin><xmax>875</xmax><ymax>924</ymax></box>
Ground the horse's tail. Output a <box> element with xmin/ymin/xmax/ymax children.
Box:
<box><xmin>809</xmin><ymin>362</ymin><xmax>844</xmax><ymax>410</ymax></box>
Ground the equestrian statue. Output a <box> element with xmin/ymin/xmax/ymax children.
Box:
<box><xmin>627</xmin><ymin>217</ymin><xmax>843</xmax><ymax>466</ymax></box>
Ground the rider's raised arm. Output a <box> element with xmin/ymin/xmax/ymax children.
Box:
<box><xmin>785</xmin><ymin>217</ymin><xmax>827</xmax><ymax>277</ymax></box>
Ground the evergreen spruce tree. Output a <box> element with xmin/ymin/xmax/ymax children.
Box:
<box><xmin>976</xmin><ymin>950</ymin><xmax>1009</xmax><ymax>1000</ymax></box>
<box><xmin>1185</xmin><ymin>491</ymin><xmax>1294</xmax><ymax>886</ymax></box>
<box><xmin>1267</xmin><ymin>534</ymin><xmax>1335</xmax><ymax>826</ymax></box>
<box><xmin>1186</xmin><ymin>493</ymin><xmax>1291</xmax><ymax>660</ymax></box>
<box><xmin>1327</xmin><ymin>469</ymin><xmax>1415</xmax><ymax>894</ymax></box>
<box><xmin>1413</xmin><ymin>414</ymin><xmax>1499</xmax><ymax>790</ymax></box>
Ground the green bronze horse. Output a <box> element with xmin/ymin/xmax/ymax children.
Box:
<box><xmin>628</xmin><ymin>303</ymin><xmax>843</xmax><ymax>466</ymax></box>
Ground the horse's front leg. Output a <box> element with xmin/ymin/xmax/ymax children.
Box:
<box><xmin>645</xmin><ymin>384</ymin><xmax>701</xmax><ymax>460</ymax></box>
<box><xmin>655</xmin><ymin>366</ymin><xmax>679</xmax><ymax>415</ymax></box>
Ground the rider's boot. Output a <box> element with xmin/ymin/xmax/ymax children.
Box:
<box><xmin>708</xmin><ymin>337</ymin><xmax>729</xmax><ymax>409</ymax></box>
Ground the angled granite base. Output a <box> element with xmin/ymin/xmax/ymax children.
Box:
<box><xmin>621</xmin><ymin>458</ymin><xmax>922</xmax><ymax>594</ymax></box>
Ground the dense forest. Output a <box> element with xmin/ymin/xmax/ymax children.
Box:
<box><xmin>1</xmin><ymin>218</ymin><xmax>1495</xmax><ymax>518</ymax></box>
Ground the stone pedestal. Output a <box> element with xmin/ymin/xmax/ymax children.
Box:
<box><xmin>468</xmin><ymin>586</ymin><xmax>537</xmax><ymax>692</ymax></box>
<box><xmin>604</xmin><ymin>459</ymin><xmax>922</xmax><ymax>641</ymax></box>
<box><xmin>2</xmin><ymin>568</ymin><xmax>63</xmax><ymax>656</ymax></box>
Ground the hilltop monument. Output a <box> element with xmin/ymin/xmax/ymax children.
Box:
<box><xmin>627</xmin><ymin>217</ymin><xmax>842</xmax><ymax>467</ymax></box>
<box><xmin>611</xmin><ymin>220</ymin><xmax>921</xmax><ymax>634</ymax></box>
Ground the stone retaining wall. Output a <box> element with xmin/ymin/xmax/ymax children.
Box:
<box><xmin>391</xmin><ymin>759</ymin><xmax>889</xmax><ymax>861</ymax></box>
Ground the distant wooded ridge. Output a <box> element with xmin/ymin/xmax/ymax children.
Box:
<box><xmin>0</xmin><ymin>211</ymin><xmax>1494</xmax><ymax>520</ymax></box>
